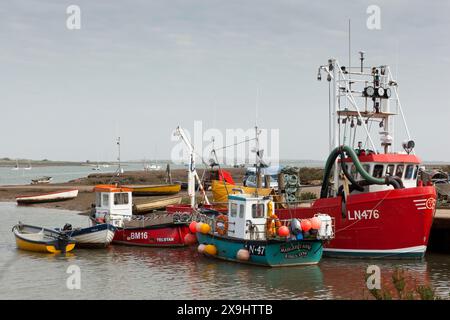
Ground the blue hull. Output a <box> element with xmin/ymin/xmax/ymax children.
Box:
<box><xmin>69</xmin><ymin>224</ymin><xmax>116</xmax><ymax>237</ymax></box>
<box><xmin>197</xmin><ymin>233</ymin><xmax>323</xmax><ymax>267</ymax></box>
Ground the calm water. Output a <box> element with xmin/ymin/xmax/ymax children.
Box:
<box><xmin>0</xmin><ymin>202</ymin><xmax>448</xmax><ymax>300</ymax></box>
<box><xmin>0</xmin><ymin>164</ymin><xmax>150</xmax><ymax>186</ymax></box>
<box><xmin>0</xmin><ymin>161</ymin><xmax>324</xmax><ymax>186</ymax></box>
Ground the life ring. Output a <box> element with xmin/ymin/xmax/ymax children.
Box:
<box><xmin>266</xmin><ymin>214</ymin><xmax>281</xmax><ymax>237</ymax></box>
<box><xmin>215</xmin><ymin>215</ymin><xmax>229</xmax><ymax>236</ymax></box>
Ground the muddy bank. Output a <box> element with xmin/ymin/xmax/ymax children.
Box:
<box><xmin>0</xmin><ymin>168</ymin><xmax>246</xmax><ymax>213</ymax></box>
<box><xmin>68</xmin><ymin>168</ymin><xmax>246</xmax><ymax>185</ymax></box>
<box><xmin>0</xmin><ymin>168</ymin><xmax>322</xmax><ymax>212</ymax></box>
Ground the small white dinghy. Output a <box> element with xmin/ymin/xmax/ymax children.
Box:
<box><xmin>58</xmin><ymin>223</ymin><xmax>116</xmax><ymax>248</ymax></box>
<box><xmin>16</xmin><ymin>189</ymin><xmax>79</xmax><ymax>204</ymax></box>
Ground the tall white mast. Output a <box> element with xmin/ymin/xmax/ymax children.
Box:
<box><xmin>174</xmin><ymin>126</ymin><xmax>210</xmax><ymax>207</ymax></box>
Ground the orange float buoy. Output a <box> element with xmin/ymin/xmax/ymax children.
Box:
<box><xmin>310</xmin><ymin>217</ymin><xmax>322</xmax><ymax>230</ymax></box>
<box><xmin>189</xmin><ymin>221</ymin><xmax>198</xmax><ymax>233</ymax></box>
<box><xmin>197</xmin><ymin>244</ymin><xmax>206</xmax><ymax>253</ymax></box>
<box><xmin>204</xmin><ymin>244</ymin><xmax>217</xmax><ymax>255</ymax></box>
<box><xmin>236</xmin><ymin>249</ymin><xmax>250</xmax><ymax>261</ymax></box>
<box><xmin>301</xmin><ymin>219</ymin><xmax>312</xmax><ymax>232</ymax></box>
<box><xmin>277</xmin><ymin>225</ymin><xmax>290</xmax><ymax>237</ymax></box>
<box><xmin>200</xmin><ymin>223</ymin><xmax>211</xmax><ymax>234</ymax></box>
<box><xmin>184</xmin><ymin>233</ymin><xmax>197</xmax><ymax>245</ymax></box>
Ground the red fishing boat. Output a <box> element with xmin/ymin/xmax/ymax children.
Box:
<box><xmin>91</xmin><ymin>185</ymin><xmax>191</xmax><ymax>247</ymax></box>
<box><xmin>277</xmin><ymin>54</ymin><xmax>436</xmax><ymax>258</ymax></box>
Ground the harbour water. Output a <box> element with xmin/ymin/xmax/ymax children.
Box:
<box><xmin>0</xmin><ymin>160</ymin><xmax>324</xmax><ymax>186</ymax></box>
<box><xmin>0</xmin><ymin>202</ymin><xmax>448</xmax><ymax>300</ymax></box>
<box><xmin>0</xmin><ymin>164</ymin><xmax>140</xmax><ymax>186</ymax></box>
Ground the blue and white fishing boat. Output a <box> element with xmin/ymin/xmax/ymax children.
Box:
<box><xmin>195</xmin><ymin>193</ymin><xmax>334</xmax><ymax>267</ymax></box>
<box><xmin>59</xmin><ymin>223</ymin><xmax>116</xmax><ymax>248</ymax></box>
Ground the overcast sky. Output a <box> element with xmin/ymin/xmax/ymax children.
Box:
<box><xmin>0</xmin><ymin>0</ymin><xmax>449</xmax><ymax>162</ymax></box>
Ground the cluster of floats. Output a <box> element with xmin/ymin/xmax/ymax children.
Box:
<box><xmin>13</xmin><ymin>53</ymin><xmax>437</xmax><ymax>266</ymax></box>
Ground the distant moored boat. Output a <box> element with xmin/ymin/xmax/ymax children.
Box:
<box><xmin>123</xmin><ymin>184</ymin><xmax>181</xmax><ymax>196</ymax></box>
<box><xmin>30</xmin><ymin>176</ymin><xmax>52</xmax><ymax>185</ymax></box>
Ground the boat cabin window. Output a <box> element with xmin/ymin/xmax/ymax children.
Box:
<box><xmin>102</xmin><ymin>194</ymin><xmax>109</xmax><ymax>206</ymax></box>
<box><xmin>363</xmin><ymin>164</ymin><xmax>371</xmax><ymax>175</ymax></box>
<box><xmin>347</xmin><ymin>164</ymin><xmax>357</xmax><ymax>178</ymax></box>
<box><xmin>373</xmin><ymin>164</ymin><xmax>384</xmax><ymax>178</ymax></box>
<box><xmin>114</xmin><ymin>193</ymin><xmax>129</xmax><ymax>205</ymax></box>
<box><xmin>413</xmin><ymin>166</ymin><xmax>419</xmax><ymax>179</ymax></box>
<box><xmin>239</xmin><ymin>204</ymin><xmax>244</xmax><ymax>218</ymax></box>
<box><xmin>252</xmin><ymin>203</ymin><xmax>265</xmax><ymax>218</ymax></box>
<box><xmin>405</xmin><ymin>165</ymin><xmax>414</xmax><ymax>179</ymax></box>
<box><xmin>96</xmin><ymin>193</ymin><xmax>101</xmax><ymax>206</ymax></box>
<box><xmin>386</xmin><ymin>164</ymin><xmax>395</xmax><ymax>176</ymax></box>
<box><xmin>396</xmin><ymin>165</ymin><xmax>404</xmax><ymax>178</ymax></box>
<box><xmin>230</xmin><ymin>203</ymin><xmax>238</xmax><ymax>217</ymax></box>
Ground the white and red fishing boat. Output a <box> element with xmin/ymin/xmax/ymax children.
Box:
<box><xmin>16</xmin><ymin>189</ymin><xmax>79</xmax><ymax>204</ymax></box>
<box><xmin>91</xmin><ymin>185</ymin><xmax>191</xmax><ymax>247</ymax></box>
<box><xmin>276</xmin><ymin>54</ymin><xmax>436</xmax><ymax>259</ymax></box>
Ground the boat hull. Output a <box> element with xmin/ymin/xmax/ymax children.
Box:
<box><xmin>112</xmin><ymin>224</ymin><xmax>190</xmax><ymax>247</ymax></box>
<box><xmin>211</xmin><ymin>180</ymin><xmax>271</xmax><ymax>203</ymax></box>
<box><xmin>133</xmin><ymin>196</ymin><xmax>182</xmax><ymax>213</ymax></box>
<box><xmin>196</xmin><ymin>233</ymin><xmax>323</xmax><ymax>267</ymax></box>
<box><xmin>16</xmin><ymin>189</ymin><xmax>79</xmax><ymax>204</ymax></box>
<box><xmin>124</xmin><ymin>184</ymin><xmax>181</xmax><ymax>196</ymax></box>
<box><xmin>69</xmin><ymin>224</ymin><xmax>116</xmax><ymax>248</ymax></box>
<box><xmin>13</xmin><ymin>225</ymin><xmax>76</xmax><ymax>254</ymax></box>
<box><xmin>276</xmin><ymin>186</ymin><xmax>436</xmax><ymax>259</ymax></box>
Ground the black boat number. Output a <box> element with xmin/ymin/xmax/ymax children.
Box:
<box><xmin>246</xmin><ymin>244</ymin><xmax>266</xmax><ymax>256</ymax></box>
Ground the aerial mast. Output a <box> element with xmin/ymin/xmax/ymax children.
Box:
<box><xmin>116</xmin><ymin>136</ymin><xmax>122</xmax><ymax>174</ymax></box>
<box><xmin>174</xmin><ymin>126</ymin><xmax>210</xmax><ymax>207</ymax></box>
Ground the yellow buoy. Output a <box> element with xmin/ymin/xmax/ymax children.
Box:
<box><xmin>204</xmin><ymin>244</ymin><xmax>217</xmax><ymax>255</ymax></box>
<box><xmin>200</xmin><ymin>223</ymin><xmax>211</xmax><ymax>234</ymax></box>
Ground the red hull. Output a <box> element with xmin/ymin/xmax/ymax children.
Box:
<box><xmin>112</xmin><ymin>225</ymin><xmax>190</xmax><ymax>247</ymax></box>
<box><xmin>277</xmin><ymin>186</ymin><xmax>436</xmax><ymax>258</ymax></box>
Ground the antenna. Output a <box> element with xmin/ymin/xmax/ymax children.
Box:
<box><xmin>359</xmin><ymin>51</ymin><xmax>365</xmax><ymax>73</ymax></box>
<box><xmin>117</xmin><ymin>136</ymin><xmax>121</xmax><ymax>174</ymax></box>
<box><xmin>255</xmin><ymin>86</ymin><xmax>260</xmax><ymax>127</ymax></box>
<box><xmin>348</xmin><ymin>19</ymin><xmax>351</xmax><ymax>73</ymax></box>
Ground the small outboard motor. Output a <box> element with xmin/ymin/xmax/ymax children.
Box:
<box><xmin>62</xmin><ymin>223</ymin><xmax>72</xmax><ymax>231</ymax></box>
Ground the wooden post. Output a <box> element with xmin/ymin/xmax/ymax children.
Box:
<box><xmin>264</xmin><ymin>175</ymin><xmax>270</xmax><ymax>188</ymax></box>
<box><xmin>256</xmin><ymin>167</ymin><xmax>262</xmax><ymax>189</ymax></box>
<box><xmin>166</xmin><ymin>163</ymin><xmax>172</xmax><ymax>184</ymax></box>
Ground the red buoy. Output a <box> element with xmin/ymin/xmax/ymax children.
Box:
<box><xmin>189</xmin><ymin>221</ymin><xmax>197</xmax><ymax>233</ymax></box>
<box><xmin>310</xmin><ymin>217</ymin><xmax>322</xmax><ymax>230</ymax></box>
<box><xmin>277</xmin><ymin>225</ymin><xmax>290</xmax><ymax>237</ymax></box>
<box><xmin>301</xmin><ymin>219</ymin><xmax>312</xmax><ymax>232</ymax></box>
<box><xmin>184</xmin><ymin>233</ymin><xmax>197</xmax><ymax>246</ymax></box>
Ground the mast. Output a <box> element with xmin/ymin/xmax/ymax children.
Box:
<box><xmin>174</xmin><ymin>126</ymin><xmax>210</xmax><ymax>207</ymax></box>
<box><xmin>317</xmin><ymin>51</ymin><xmax>415</xmax><ymax>196</ymax></box>
<box><xmin>116</xmin><ymin>136</ymin><xmax>122</xmax><ymax>174</ymax></box>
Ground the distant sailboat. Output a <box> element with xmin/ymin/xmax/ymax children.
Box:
<box><xmin>11</xmin><ymin>160</ymin><xmax>19</xmax><ymax>171</ymax></box>
<box><xmin>92</xmin><ymin>162</ymin><xmax>101</xmax><ymax>171</ymax></box>
<box><xmin>24</xmin><ymin>160</ymin><xmax>32</xmax><ymax>170</ymax></box>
